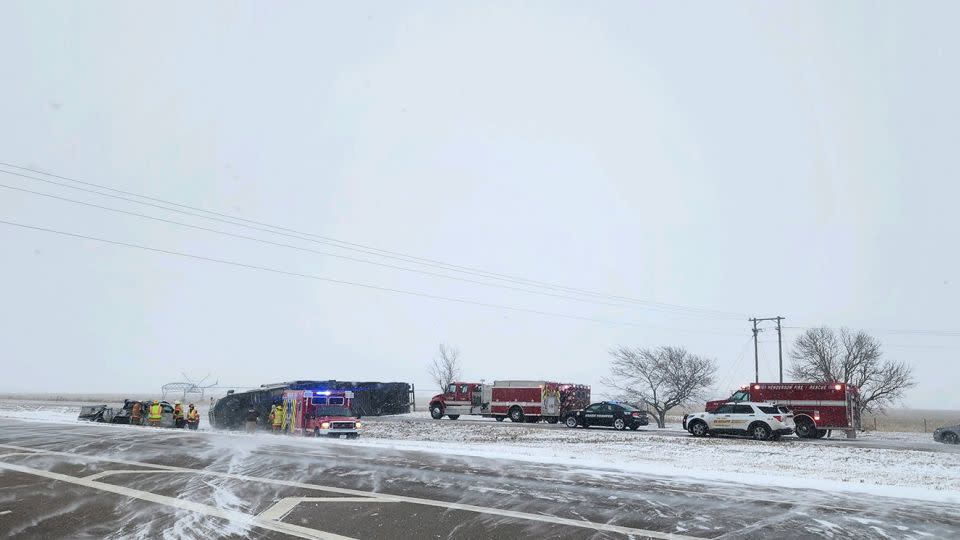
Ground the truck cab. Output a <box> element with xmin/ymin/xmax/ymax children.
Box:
<box><xmin>430</xmin><ymin>381</ymin><xmax>484</xmax><ymax>420</ymax></box>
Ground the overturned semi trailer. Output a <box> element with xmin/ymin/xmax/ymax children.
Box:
<box><xmin>209</xmin><ymin>380</ymin><xmax>413</xmax><ymax>430</ymax></box>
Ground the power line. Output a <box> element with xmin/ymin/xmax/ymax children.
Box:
<box><xmin>2</xmin><ymin>182</ymin><xmax>738</xmax><ymax>318</ymax></box>
<box><xmin>0</xmin><ymin>218</ymin><xmax>746</xmax><ymax>337</ymax></box>
<box><xmin>0</xmin><ymin>163</ymin><xmax>745</xmax><ymax>320</ymax></box>
<box><xmin>783</xmin><ymin>325</ymin><xmax>960</xmax><ymax>338</ymax></box>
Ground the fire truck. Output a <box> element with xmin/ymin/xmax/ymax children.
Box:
<box><xmin>429</xmin><ymin>380</ymin><xmax>590</xmax><ymax>423</ymax></box>
<box><xmin>279</xmin><ymin>389</ymin><xmax>362</xmax><ymax>438</ymax></box>
<box><xmin>703</xmin><ymin>382</ymin><xmax>862</xmax><ymax>438</ymax></box>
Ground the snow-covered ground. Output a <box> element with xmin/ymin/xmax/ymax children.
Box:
<box><xmin>1</xmin><ymin>399</ymin><xmax>957</xmax><ymax>505</ymax></box>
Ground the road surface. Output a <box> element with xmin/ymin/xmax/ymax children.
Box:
<box><xmin>0</xmin><ymin>418</ymin><xmax>957</xmax><ymax>539</ymax></box>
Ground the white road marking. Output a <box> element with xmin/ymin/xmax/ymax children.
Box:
<box><xmin>258</xmin><ymin>497</ymin><xmax>401</xmax><ymax>521</ymax></box>
<box><xmin>0</xmin><ymin>460</ymin><xmax>353</xmax><ymax>540</ymax></box>
<box><xmin>0</xmin><ymin>442</ymin><xmax>700</xmax><ymax>540</ymax></box>
<box><xmin>0</xmin><ymin>510</ymin><xmax>11</xmax><ymax>516</ymax></box>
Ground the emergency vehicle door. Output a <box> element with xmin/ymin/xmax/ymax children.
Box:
<box><xmin>596</xmin><ymin>403</ymin><xmax>614</xmax><ymax>427</ymax></box>
<box><xmin>731</xmin><ymin>404</ymin><xmax>755</xmax><ymax>430</ymax></box>
<box><xmin>583</xmin><ymin>403</ymin><xmax>602</xmax><ymax>425</ymax></box>
<box><xmin>711</xmin><ymin>403</ymin><xmax>737</xmax><ymax>429</ymax></box>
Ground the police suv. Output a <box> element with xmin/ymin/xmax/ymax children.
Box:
<box><xmin>683</xmin><ymin>401</ymin><xmax>795</xmax><ymax>440</ymax></box>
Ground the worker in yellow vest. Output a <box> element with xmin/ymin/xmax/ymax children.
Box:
<box><xmin>147</xmin><ymin>400</ymin><xmax>163</xmax><ymax>427</ymax></box>
<box><xmin>271</xmin><ymin>404</ymin><xmax>284</xmax><ymax>433</ymax></box>
<box><xmin>186</xmin><ymin>404</ymin><xmax>200</xmax><ymax>430</ymax></box>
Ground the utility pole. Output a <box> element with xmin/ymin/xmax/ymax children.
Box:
<box><xmin>750</xmin><ymin>318</ymin><xmax>759</xmax><ymax>383</ymax></box>
<box><xmin>775</xmin><ymin>316</ymin><xmax>784</xmax><ymax>383</ymax></box>
<box><xmin>749</xmin><ymin>316</ymin><xmax>786</xmax><ymax>383</ymax></box>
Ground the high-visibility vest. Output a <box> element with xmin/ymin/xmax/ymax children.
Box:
<box><xmin>272</xmin><ymin>407</ymin><xmax>284</xmax><ymax>426</ymax></box>
<box><xmin>173</xmin><ymin>405</ymin><xmax>183</xmax><ymax>418</ymax></box>
<box><xmin>187</xmin><ymin>409</ymin><xmax>199</xmax><ymax>422</ymax></box>
<box><xmin>148</xmin><ymin>404</ymin><xmax>162</xmax><ymax>420</ymax></box>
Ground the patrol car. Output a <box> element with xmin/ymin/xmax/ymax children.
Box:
<box><xmin>562</xmin><ymin>401</ymin><xmax>649</xmax><ymax>430</ymax></box>
<box><xmin>683</xmin><ymin>401</ymin><xmax>795</xmax><ymax>440</ymax></box>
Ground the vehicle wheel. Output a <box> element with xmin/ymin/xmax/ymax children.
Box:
<box><xmin>546</xmin><ymin>417</ymin><xmax>559</xmax><ymax>424</ymax></box>
<box><xmin>494</xmin><ymin>416</ymin><xmax>505</xmax><ymax>422</ymax></box>
<box><xmin>689</xmin><ymin>420</ymin><xmax>708</xmax><ymax>437</ymax></box>
<box><xmin>613</xmin><ymin>418</ymin><xmax>626</xmax><ymax>431</ymax></box>
<box><xmin>565</xmin><ymin>416</ymin><xmax>579</xmax><ymax>428</ymax></box>
<box><xmin>751</xmin><ymin>422</ymin><xmax>772</xmax><ymax>441</ymax></box>
<box><xmin>509</xmin><ymin>407</ymin><xmax>524</xmax><ymax>423</ymax></box>
<box><xmin>943</xmin><ymin>432</ymin><xmax>960</xmax><ymax>445</ymax></box>
<box><xmin>430</xmin><ymin>404</ymin><xmax>444</xmax><ymax>420</ymax></box>
<box><xmin>794</xmin><ymin>417</ymin><xmax>817</xmax><ymax>438</ymax></box>
<box><xmin>815</xmin><ymin>429</ymin><xmax>828</xmax><ymax>439</ymax></box>
<box><xmin>447</xmin><ymin>415</ymin><xmax>460</xmax><ymax>420</ymax></box>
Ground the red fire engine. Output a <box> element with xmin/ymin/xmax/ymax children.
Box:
<box><xmin>280</xmin><ymin>389</ymin><xmax>362</xmax><ymax>438</ymax></box>
<box><xmin>704</xmin><ymin>382</ymin><xmax>862</xmax><ymax>438</ymax></box>
<box><xmin>429</xmin><ymin>380</ymin><xmax>590</xmax><ymax>423</ymax></box>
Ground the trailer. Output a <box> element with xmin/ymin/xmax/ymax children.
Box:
<box><xmin>429</xmin><ymin>380</ymin><xmax>591</xmax><ymax>423</ymax></box>
<box><xmin>210</xmin><ymin>380</ymin><xmax>412</xmax><ymax>430</ymax></box>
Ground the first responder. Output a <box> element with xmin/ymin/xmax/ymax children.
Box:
<box><xmin>147</xmin><ymin>400</ymin><xmax>163</xmax><ymax>427</ymax></box>
<box><xmin>271</xmin><ymin>404</ymin><xmax>284</xmax><ymax>433</ymax></box>
<box><xmin>130</xmin><ymin>401</ymin><xmax>142</xmax><ymax>425</ymax></box>
<box><xmin>173</xmin><ymin>401</ymin><xmax>185</xmax><ymax>428</ymax></box>
<box><xmin>186</xmin><ymin>404</ymin><xmax>200</xmax><ymax>430</ymax></box>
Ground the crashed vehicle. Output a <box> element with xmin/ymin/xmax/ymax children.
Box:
<box><xmin>78</xmin><ymin>400</ymin><xmax>177</xmax><ymax>428</ymax></box>
<box><xmin>77</xmin><ymin>405</ymin><xmax>115</xmax><ymax>423</ymax></box>
<box><xmin>210</xmin><ymin>380</ymin><xmax>412</xmax><ymax>430</ymax></box>
<box><xmin>933</xmin><ymin>423</ymin><xmax>960</xmax><ymax>444</ymax></box>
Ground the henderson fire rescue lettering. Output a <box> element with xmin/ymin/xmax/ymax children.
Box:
<box><xmin>430</xmin><ymin>380</ymin><xmax>591</xmax><ymax>423</ymax></box>
<box><xmin>703</xmin><ymin>382</ymin><xmax>862</xmax><ymax>439</ymax></box>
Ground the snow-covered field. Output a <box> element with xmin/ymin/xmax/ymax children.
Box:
<box><xmin>1</xmin><ymin>399</ymin><xmax>957</xmax><ymax>505</ymax></box>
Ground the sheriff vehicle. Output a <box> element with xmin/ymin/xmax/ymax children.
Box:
<box><xmin>684</xmin><ymin>401</ymin><xmax>795</xmax><ymax>440</ymax></box>
<box><xmin>702</xmin><ymin>382</ymin><xmax>861</xmax><ymax>438</ymax></box>
<box><xmin>561</xmin><ymin>401</ymin><xmax>649</xmax><ymax>430</ymax></box>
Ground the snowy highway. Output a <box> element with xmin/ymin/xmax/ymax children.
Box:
<box><xmin>1</xmin><ymin>417</ymin><xmax>958</xmax><ymax>539</ymax></box>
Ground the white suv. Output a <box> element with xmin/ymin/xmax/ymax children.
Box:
<box><xmin>684</xmin><ymin>402</ymin><xmax>795</xmax><ymax>440</ymax></box>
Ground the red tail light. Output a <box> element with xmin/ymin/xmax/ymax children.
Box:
<box><xmin>632</xmin><ymin>412</ymin><xmax>639</xmax><ymax>417</ymax></box>
<box><xmin>773</xmin><ymin>415</ymin><xmax>782</xmax><ymax>422</ymax></box>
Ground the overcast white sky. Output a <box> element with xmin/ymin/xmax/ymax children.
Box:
<box><xmin>2</xmin><ymin>2</ymin><xmax>958</xmax><ymax>409</ymax></box>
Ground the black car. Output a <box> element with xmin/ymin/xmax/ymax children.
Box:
<box><xmin>562</xmin><ymin>401</ymin><xmax>649</xmax><ymax>430</ymax></box>
<box><xmin>933</xmin><ymin>423</ymin><xmax>960</xmax><ymax>444</ymax></box>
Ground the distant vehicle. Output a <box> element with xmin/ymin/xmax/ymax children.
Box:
<box><xmin>684</xmin><ymin>402</ymin><xmax>795</xmax><ymax>441</ymax></box>
<box><xmin>933</xmin><ymin>424</ymin><xmax>960</xmax><ymax>445</ymax></box>
<box><xmin>429</xmin><ymin>380</ymin><xmax>591</xmax><ymax>423</ymax></box>
<box><xmin>700</xmin><ymin>383</ymin><xmax>861</xmax><ymax>438</ymax></box>
<box><xmin>280</xmin><ymin>389</ymin><xmax>361</xmax><ymax>438</ymax></box>
<box><xmin>562</xmin><ymin>401</ymin><xmax>649</xmax><ymax>430</ymax></box>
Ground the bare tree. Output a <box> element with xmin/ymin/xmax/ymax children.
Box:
<box><xmin>789</xmin><ymin>327</ymin><xmax>916</xmax><ymax>415</ymax></box>
<box><xmin>428</xmin><ymin>343</ymin><xmax>462</xmax><ymax>392</ymax></box>
<box><xmin>601</xmin><ymin>346</ymin><xmax>717</xmax><ymax>428</ymax></box>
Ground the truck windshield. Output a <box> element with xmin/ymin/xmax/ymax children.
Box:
<box><xmin>731</xmin><ymin>391</ymin><xmax>749</xmax><ymax>401</ymax></box>
<box><xmin>314</xmin><ymin>405</ymin><xmax>353</xmax><ymax>417</ymax></box>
